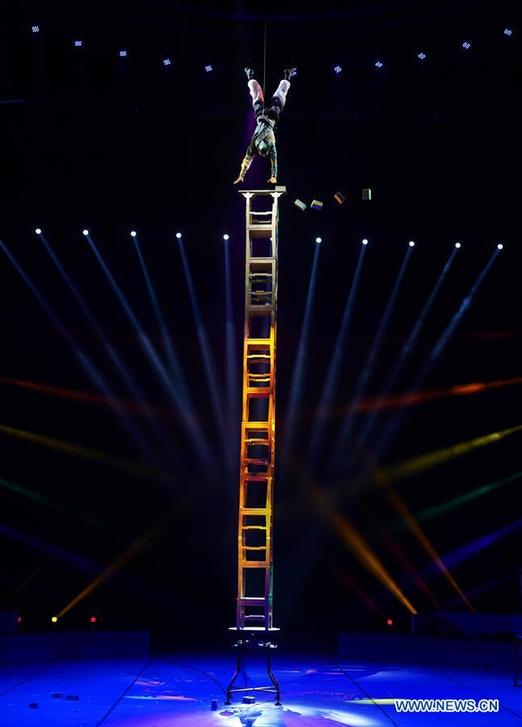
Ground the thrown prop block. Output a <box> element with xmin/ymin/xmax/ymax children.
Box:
<box><xmin>310</xmin><ymin>199</ymin><xmax>323</xmax><ymax>211</ymax></box>
<box><xmin>294</xmin><ymin>198</ymin><xmax>307</xmax><ymax>211</ymax></box>
<box><xmin>334</xmin><ymin>191</ymin><xmax>346</xmax><ymax>205</ymax></box>
<box><xmin>362</xmin><ymin>188</ymin><xmax>372</xmax><ymax>201</ymax></box>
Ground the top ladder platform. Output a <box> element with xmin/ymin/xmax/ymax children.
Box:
<box><xmin>239</xmin><ymin>187</ymin><xmax>287</xmax><ymax>196</ymax></box>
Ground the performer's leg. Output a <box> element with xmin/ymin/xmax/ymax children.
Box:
<box><xmin>248</xmin><ymin>78</ymin><xmax>265</xmax><ymax>108</ymax></box>
<box><xmin>271</xmin><ymin>79</ymin><xmax>291</xmax><ymax>110</ymax></box>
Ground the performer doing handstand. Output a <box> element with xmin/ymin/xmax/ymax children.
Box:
<box><xmin>234</xmin><ymin>67</ymin><xmax>296</xmax><ymax>185</ymax></box>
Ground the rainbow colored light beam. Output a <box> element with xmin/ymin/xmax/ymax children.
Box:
<box><xmin>0</xmin><ymin>423</ymin><xmax>164</xmax><ymax>480</ymax></box>
<box><xmin>381</xmin><ymin>424</ymin><xmax>522</xmax><ymax>483</ymax></box>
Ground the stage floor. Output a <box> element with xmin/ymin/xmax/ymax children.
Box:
<box><xmin>0</xmin><ymin>653</ymin><xmax>520</xmax><ymax>726</ymax></box>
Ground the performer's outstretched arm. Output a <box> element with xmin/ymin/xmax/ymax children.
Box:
<box><xmin>267</xmin><ymin>145</ymin><xmax>277</xmax><ymax>184</ymax></box>
<box><xmin>234</xmin><ymin>149</ymin><xmax>254</xmax><ymax>184</ymax></box>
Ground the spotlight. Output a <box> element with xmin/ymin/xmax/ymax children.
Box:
<box><xmin>417</xmin><ymin>52</ymin><xmax>427</xmax><ymax>61</ymax></box>
<box><xmin>17</xmin><ymin>616</ymin><xmax>23</xmax><ymax>624</ymax></box>
<box><xmin>386</xmin><ymin>617</ymin><xmax>394</xmax><ymax>627</ymax></box>
<box><xmin>374</xmin><ymin>60</ymin><xmax>384</xmax><ymax>69</ymax></box>
<box><xmin>497</xmin><ymin>243</ymin><xmax>504</xmax><ymax>250</ymax></box>
<box><xmin>455</xmin><ymin>242</ymin><xmax>462</xmax><ymax>249</ymax></box>
<box><xmin>315</xmin><ymin>237</ymin><xmax>322</xmax><ymax>244</ymax></box>
<box><xmin>204</xmin><ymin>64</ymin><xmax>213</xmax><ymax>72</ymax></box>
<box><xmin>31</xmin><ymin>25</ymin><xmax>40</xmax><ymax>34</ymax></box>
<box><xmin>130</xmin><ymin>230</ymin><xmax>137</xmax><ymax>237</ymax></box>
<box><xmin>461</xmin><ymin>41</ymin><xmax>472</xmax><ymax>50</ymax></box>
<box><xmin>82</xmin><ymin>229</ymin><xmax>89</xmax><ymax>236</ymax></box>
<box><xmin>51</xmin><ymin>616</ymin><xmax>58</xmax><ymax>623</ymax></box>
<box><xmin>89</xmin><ymin>616</ymin><xmax>97</xmax><ymax>624</ymax></box>
<box><xmin>73</xmin><ymin>40</ymin><xmax>83</xmax><ymax>48</ymax></box>
<box><xmin>119</xmin><ymin>49</ymin><xmax>128</xmax><ymax>58</ymax></box>
<box><xmin>503</xmin><ymin>28</ymin><xmax>513</xmax><ymax>37</ymax></box>
<box><xmin>175</xmin><ymin>232</ymin><xmax>182</xmax><ymax>239</ymax></box>
<box><xmin>34</xmin><ymin>227</ymin><xmax>42</xmax><ymax>235</ymax></box>
<box><xmin>162</xmin><ymin>58</ymin><xmax>172</xmax><ymax>66</ymax></box>
<box><xmin>333</xmin><ymin>65</ymin><xmax>343</xmax><ymax>75</ymax></box>
<box><xmin>408</xmin><ymin>240</ymin><xmax>415</xmax><ymax>247</ymax></box>
<box><xmin>362</xmin><ymin>238</ymin><xmax>369</xmax><ymax>246</ymax></box>
<box><xmin>223</xmin><ymin>234</ymin><xmax>230</xmax><ymax>241</ymax></box>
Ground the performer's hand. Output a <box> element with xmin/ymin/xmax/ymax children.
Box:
<box><xmin>267</xmin><ymin>176</ymin><xmax>277</xmax><ymax>184</ymax></box>
<box><xmin>234</xmin><ymin>176</ymin><xmax>244</xmax><ymax>185</ymax></box>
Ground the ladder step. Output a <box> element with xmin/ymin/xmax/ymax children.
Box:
<box><xmin>238</xmin><ymin>597</ymin><xmax>266</xmax><ymax>606</ymax></box>
<box><xmin>245</xmin><ymin>338</ymin><xmax>274</xmax><ymax>346</ymax></box>
<box><xmin>241</xmin><ymin>546</ymin><xmax>267</xmax><ymax>551</ymax></box>
<box><xmin>239</xmin><ymin>525</ymin><xmax>268</xmax><ymax>535</ymax></box>
<box><xmin>240</xmin><ymin>561</ymin><xmax>270</xmax><ymax>568</ymax></box>
<box><xmin>240</xmin><ymin>508</ymin><xmax>268</xmax><ymax>515</ymax></box>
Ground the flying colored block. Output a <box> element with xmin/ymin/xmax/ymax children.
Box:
<box><xmin>294</xmin><ymin>199</ymin><xmax>307</xmax><ymax>211</ymax></box>
<box><xmin>362</xmin><ymin>188</ymin><xmax>372</xmax><ymax>201</ymax></box>
<box><xmin>334</xmin><ymin>191</ymin><xmax>346</xmax><ymax>205</ymax></box>
<box><xmin>311</xmin><ymin>199</ymin><xmax>323</xmax><ymax>211</ymax></box>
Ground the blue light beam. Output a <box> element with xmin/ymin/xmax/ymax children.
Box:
<box><xmin>83</xmin><ymin>232</ymin><xmax>215</xmax><ymax>472</ymax></box>
<box><xmin>329</xmin><ymin>243</ymin><xmax>414</xmax><ymax>473</ymax></box>
<box><xmin>282</xmin><ymin>241</ymin><xmax>322</xmax><ymax>464</ymax></box>
<box><xmin>307</xmin><ymin>241</ymin><xmax>367</xmax><ymax>468</ymax></box>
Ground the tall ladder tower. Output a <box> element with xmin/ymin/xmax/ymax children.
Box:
<box><xmin>226</xmin><ymin>187</ymin><xmax>286</xmax><ymax>705</ymax></box>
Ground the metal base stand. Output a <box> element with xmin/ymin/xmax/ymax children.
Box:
<box><xmin>225</xmin><ymin>628</ymin><xmax>281</xmax><ymax>705</ymax></box>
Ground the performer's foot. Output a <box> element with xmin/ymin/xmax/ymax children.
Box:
<box><xmin>284</xmin><ymin>67</ymin><xmax>297</xmax><ymax>80</ymax></box>
<box><xmin>244</xmin><ymin>67</ymin><xmax>256</xmax><ymax>80</ymax></box>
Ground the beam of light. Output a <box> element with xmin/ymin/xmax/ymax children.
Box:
<box><xmin>328</xmin><ymin>376</ymin><xmax>522</xmax><ymax>416</ymax></box>
<box><xmin>0</xmin><ymin>375</ymin><xmax>197</xmax><ymax>423</ymax></box>
<box><xmin>373</xmin><ymin>246</ymin><xmax>502</xmax><ymax>461</ymax></box>
<box><xmin>0</xmin><ymin>237</ymin><xmax>164</xmax><ymax>468</ymax></box>
<box><xmin>380</xmin><ymin>528</ymin><xmax>441</xmax><ymax>608</ymax></box>
<box><xmin>386</xmin><ymin>471</ymin><xmax>522</xmax><ymax>535</ymax></box>
<box><xmin>330</xmin><ymin>244</ymin><xmax>414</xmax><ymax>473</ymax></box>
<box><xmin>0</xmin><ymin>422</ymin><xmax>164</xmax><ymax>480</ymax></box>
<box><xmin>0</xmin><ymin>523</ymin><xmax>100</xmax><ymax>574</ymax></box>
<box><xmin>333</xmin><ymin>565</ymin><xmax>388</xmax><ymax>619</ymax></box>
<box><xmin>436</xmin><ymin>518</ymin><xmax>522</xmax><ymax>573</ymax></box>
<box><xmin>0</xmin><ymin>563</ymin><xmax>46</xmax><ymax>608</ymax></box>
<box><xmin>83</xmin><ymin>232</ymin><xmax>214</xmax><ymax>471</ymax></box>
<box><xmin>37</xmin><ymin>232</ymin><xmax>180</xmax><ymax>469</ymax></box>
<box><xmin>0</xmin><ymin>475</ymin><xmax>119</xmax><ymax>535</ymax></box>
<box><xmin>282</xmin><ymin>241</ymin><xmax>322</xmax><ymax>463</ymax></box>
<box><xmin>307</xmin><ymin>242</ymin><xmax>367</xmax><ymax>468</ymax></box>
<box><xmin>131</xmin><ymin>234</ymin><xmax>191</xmax><ymax>406</ymax></box>
<box><xmin>177</xmin><ymin>236</ymin><xmax>225</xmax><ymax>443</ymax></box>
<box><xmin>223</xmin><ymin>234</ymin><xmax>239</xmax><ymax>472</ymax></box>
<box><xmin>330</xmin><ymin>508</ymin><xmax>418</xmax><ymax>614</ymax></box>
<box><xmin>372</xmin><ymin>470</ymin><xmax>474</xmax><ymax>612</ymax></box>
<box><xmin>349</xmin><ymin>246</ymin><xmax>458</xmax><ymax>463</ymax></box>
<box><xmin>446</xmin><ymin>569</ymin><xmax>516</xmax><ymax>608</ymax></box>
<box><xmin>56</xmin><ymin>512</ymin><xmax>173</xmax><ymax>620</ymax></box>
<box><xmin>380</xmin><ymin>424</ymin><xmax>522</xmax><ymax>483</ymax></box>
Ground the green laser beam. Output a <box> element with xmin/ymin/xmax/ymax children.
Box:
<box><xmin>386</xmin><ymin>471</ymin><xmax>522</xmax><ymax>535</ymax></box>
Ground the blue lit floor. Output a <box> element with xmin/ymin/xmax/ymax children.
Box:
<box><xmin>0</xmin><ymin>654</ymin><xmax>520</xmax><ymax>726</ymax></box>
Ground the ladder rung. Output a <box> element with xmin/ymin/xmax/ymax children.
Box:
<box><xmin>238</xmin><ymin>597</ymin><xmax>266</xmax><ymax>606</ymax></box>
<box><xmin>240</xmin><ymin>508</ymin><xmax>268</xmax><ymax>515</ymax></box>
<box><xmin>240</xmin><ymin>561</ymin><xmax>270</xmax><ymax>568</ymax></box>
<box><xmin>245</xmin><ymin>338</ymin><xmax>274</xmax><ymax>346</ymax></box>
<box><xmin>241</xmin><ymin>526</ymin><xmax>267</xmax><ymax>531</ymax></box>
<box><xmin>241</xmin><ymin>546</ymin><xmax>266</xmax><ymax>551</ymax></box>
<box><xmin>247</xmin><ymin>257</ymin><xmax>275</xmax><ymax>264</ymax></box>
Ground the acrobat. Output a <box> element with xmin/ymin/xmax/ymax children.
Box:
<box><xmin>234</xmin><ymin>67</ymin><xmax>297</xmax><ymax>185</ymax></box>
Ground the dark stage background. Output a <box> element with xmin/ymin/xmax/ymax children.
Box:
<box><xmin>0</xmin><ymin>0</ymin><xmax>520</xmax><ymax>647</ymax></box>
